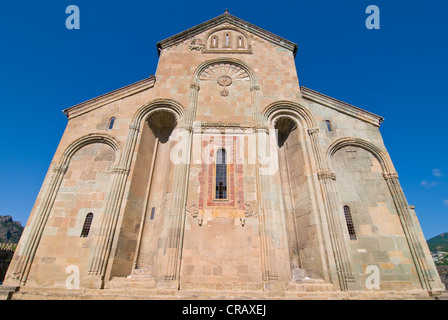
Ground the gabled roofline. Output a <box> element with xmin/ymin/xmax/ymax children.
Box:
<box><xmin>301</xmin><ymin>87</ymin><xmax>384</xmax><ymax>127</ymax></box>
<box><xmin>63</xmin><ymin>76</ymin><xmax>156</xmax><ymax>120</ymax></box>
<box><xmin>156</xmin><ymin>11</ymin><xmax>298</xmax><ymax>57</ymax></box>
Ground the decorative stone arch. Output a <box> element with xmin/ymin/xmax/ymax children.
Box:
<box><xmin>263</xmin><ymin>101</ymin><xmax>362</xmax><ymax>291</ymax></box>
<box><xmin>326</xmin><ymin>137</ymin><xmax>436</xmax><ymax>291</ymax></box>
<box><xmin>192</xmin><ymin>57</ymin><xmax>259</xmax><ymax>90</ymax></box>
<box><xmin>263</xmin><ymin>100</ymin><xmax>317</xmax><ymax>130</ymax></box>
<box><xmin>132</xmin><ymin>98</ymin><xmax>184</xmax><ymax>128</ymax></box>
<box><xmin>326</xmin><ymin>137</ymin><xmax>396</xmax><ymax>175</ymax></box>
<box><xmin>9</xmin><ymin>133</ymin><xmax>121</xmax><ymax>286</ymax></box>
<box><xmin>59</xmin><ymin>133</ymin><xmax>121</xmax><ymax>168</ymax></box>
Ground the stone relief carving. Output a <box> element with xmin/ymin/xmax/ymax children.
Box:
<box><xmin>189</xmin><ymin>38</ymin><xmax>204</xmax><ymax>51</ymax></box>
<box><xmin>317</xmin><ymin>169</ymin><xmax>336</xmax><ymax>181</ymax></box>
<box><xmin>244</xmin><ymin>202</ymin><xmax>258</xmax><ymax>218</ymax></box>
<box><xmin>199</xmin><ymin>63</ymin><xmax>249</xmax><ymax>97</ymax></box>
<box><xmin>217</xmin><ymin>75</ymin><xmax>232</xmax><ymax>97</ymax></box>
<box><xmin>185</xmin><ymin>203</ymin><xmax>199</xmax><ymax>218</ymax></box>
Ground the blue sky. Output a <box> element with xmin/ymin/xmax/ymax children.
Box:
<box><xmin>0</xmin><ymin>0</ymin><xmax>447</xmax><ymax>240</ymax></box>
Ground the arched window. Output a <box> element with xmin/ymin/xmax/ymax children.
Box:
<box><xmin>80</xmin><ymin>213</ymin><xmax>94</xmax><ymax>238</ymax></box>
<box><xmin>215</xmin><ymin>149</ymin><xmax>227</xmax><ymax>199</ymax></box>
<box><xmin>237</xmin><ymin>36</ymin><xmax>244</xmax><ymax>48</ymax></box>
<box><xmin>108</xmin><ymin>117</ymin><xmax>116</xmax><ymax>130</ymax></box>
<box><xmin>211</xmin><ymin>36</ymin><xmax>218</xmax><ymax>48</ymax></box>
<box><xmin>225</xmin><ymin>33</ymin><xmax>230</xmax><ymax>47</ymax></box>
<box><xmin>343</xmin><ymin>206</ymin><xmax>357</xmax><ymax>240</ymax></box>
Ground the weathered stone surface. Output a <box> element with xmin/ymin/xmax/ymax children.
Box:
<box><xmin>2</xmin><ymin>11</ymin><xmax>444</xmax><ymax>299</ymax></box>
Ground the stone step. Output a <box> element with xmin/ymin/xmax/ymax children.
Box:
<box><xmin>7</xmin><ymin>285</ymin><xmax>444</xmax><ymax>300</ymax></box>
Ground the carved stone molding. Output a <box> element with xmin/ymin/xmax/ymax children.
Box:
<box><xmin>179</xmin><ymin>124</ymin><xmax>194</xmax><ymax>133</ymax></box>
<box><xmin>52</xmin><ymin>163</ymin><xmax>68</xmax><ymax>174</ymax></box>
<box><xmin>111</xmin><ymin>166</ymin><xmax>130</xmax><ymax>175</ymax></box>
<box><xmin>317</xmin><ymin>169</ymin><xmax>336</xmax><ymax>181</ymax></box>
<box><xmin>185</xmin><ymin>203</ymin><xmax>199</xmax><ymax>219</ymax></box>
<box><xmin>307</xmin><ymin>127</ymin><xmax>320</xmax><ymax>136</ymax></box>
<box><xmin>244</xmin><ymin>202</ymin><xmax>258</xmax><ymax>218</ymax></box>
<box><xmin>129</xmin><ymin>122</ymin><xmax>140</xmax><ymax>132</ymax></box>
<box><xmin>189</xmin><ymin>38</ymin><xmax>204</xmax><ymax>51</ymax></box>
<box><xmin>190</xmin><ymin>84</ymin><xmax>200</xmax><ymax>92</ymax></box>
<box><xmin>383</xmin><ymin>172</ymin><xmax>399</xmax><ymax>180</ymax></box>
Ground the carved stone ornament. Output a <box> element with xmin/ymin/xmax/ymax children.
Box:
<box><xmin>244</xmin><ymin>202</ymin><xmax>258</xmax><ymax>218</ymax></box>
<box><xmin>189</xmin><ymin>38</ymin><xmax>204</xmax><ymax>51</ymax></box>
<box><xmin>307</xmin><ymin>127</ymin><xmax>320</xmax><ymax>136</ymax></box>
<box><xmin>199</xmin><ymin>63</ymin><xmax>249</xmax><ymax>97</ymax></box>
<box><xmin>217</xmin><ymin>75</ymin><xmax>232</xmax><ymax>97</ymax></box>
<box><xmin>186</xmin><ymin>203</ymin><xmax>199</xmax><ymax>218</ymax></box>
<box><xmin>383</xmin><ymin>172</ymin><xmax>399</xmax><ymax>180</ymax></box>
<box><xmin>52</xmin><ymin>163</ymin><xmax>68</xmax><ymax>174</ymax></box>
<box><xmin>317</xmin><ymin>170</ymin><xmax>336</xmax><ymax>181</ymax></box>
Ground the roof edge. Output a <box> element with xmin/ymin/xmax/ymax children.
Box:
<box><xmin>156</xmin><ymin>12</ymin><xmax>298</xmax><ymax>56</ymax></box>
<box><xmin>301</xmin><ymin>86</ymin><xmax>384</xmax><ymax>127</ymax></box>
<box><xmin>63</xmin><ymin>76</ymin><xmax>156</xmax><ymax>120</ymax></box>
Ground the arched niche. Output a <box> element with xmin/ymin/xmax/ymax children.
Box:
<box><xmin>264</xmin><ymin>102</ymin><xmax>327</xmax><ymax>280</ymax></box>
<box><xmin>194</xmin><ymin>60</ymin><xmax>254</xmax><ymax>124</ymax></box>
<box><xmin>119</xmin><ymin>107</ymin><xmax>180</xmax><ymax>276</ymax></box>
<box><xmin>30</xmin><ymin>140</ymin><xmax>118</xmax><ymax>287</ymax></box>
<box><xmin>327</xmin><ymin>138</ymin><xmax>425</xmax><ymax>291</ymax></box>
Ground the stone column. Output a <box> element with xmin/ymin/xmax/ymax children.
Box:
<box><xmin>87</xmin><ymin>165</ymin><xmax>130</xmax><ymax>279</ymax></box>
<box><xmin>87</xmin><ymin>124</ymin><xmax>139</xmax><ymax>284</ymax></box>
<box><xmin>256</xmin><ymin>126</ymin><xmax>280</xmax><ymax>282</ymax></box>
<box><xmin>383</xmin><ymin>172</ymin><xmax>435</xmax><ymax>291</ymax></box>
<box><xmin>9</xmin><ymin>163</ymin><xmax>68</xmax><ymax>286</ymax></box>
<box><xmin>157</xmin><ymin>84</ymin><xmax>199</xmax><ymax>285</ymax></box>
<box><xmin>308</xmin><ymin>127</ymin><xmax>355</xmax><ymax>291</ymax></box>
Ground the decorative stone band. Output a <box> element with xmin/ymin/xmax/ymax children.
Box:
<box><xmin>383</xmin><ymin>172</ymin><xmax>399</xmax><ymax>180</ymax></box>
<box><xmin>111</xmin><ymin>166</ymin><xmax>130</xmax><ymax>175</ymax></box>
<box><xmin>307</xmin><ymin>127</ymin><xmax>320</xmax><ymax>136</ymax></box>
<box><xmin>317</xmin><ymin>169</ymin><xmax>336</xmax><ymax>181</ymax></box>
<box><xmin>52</xmin><ymin>163</ymin><xmax>68</xmax><ymax>174</ymax></box>
<box><xmin>129</xmin><ymin>123</ymin><xmax>140</xmax><ymax>133</ymax></box>
<box><xmin>254</xmin><ymin>125</ymin><xmax>270</xmax><ymax>133</ymax></box>
<box><xmin>190</xmin><ymin>83</ymin><xmax>200</xmax><ymax>92</ymax></box>
<box><xmin>179</xmin><ymin>124</ymin><xmax>194</xmax><ymax>132</ymax></box>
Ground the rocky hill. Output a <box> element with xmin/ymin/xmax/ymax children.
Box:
<box><xmin>427</xmin><ymin>233</ymin><xmax>448</xmax><ymax>253</ymax></box>
<box><xmin>0</xmin><ymin>216</ymin><xmax>23</xmax><ymax>244</ymax></box>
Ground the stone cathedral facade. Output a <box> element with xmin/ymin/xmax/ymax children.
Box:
<box><xmin>3</xmin><ymin>12</ymin><xmax>445</xmax><ymax>299</ymax></box>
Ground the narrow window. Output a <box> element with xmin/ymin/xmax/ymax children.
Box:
<box><xmin>215</xmin><ymin>149</ymin><xmax>227</xmax><ymax>199</ymax></box>
<box><xmin>108</xmin><ymin>117</ymin><xmax>116</xmax><ymax>130</ymax></box>
<box><xmin>150</xmin><ymin>207</ymin><xmax>156</xmax><ymax>220</ymax></box>
<box><xmin>325</xmin><ymin>120</ymin><xmax>333</xmax><ymax>132</ymax></box>
<box><xmin>343</xmin><ymin>206</ymin><xmax>357</xmax><ymax>240</ymax></box>
<box><xmin>80</xmin><ymin>213</ymin><xmax>94</xmax><ymax>238</ymax></box>
<box><xmin>211</xmin><ymin>36</ymin><xmax>218</xmax><ymax>48</ymax></box>
<box><xmin>237</xmin><ymin>36</ymin><xmax>244</xmax><ymax>48</ymax></box>
<box><xmin>225</xmin><ymin>33</ymin><xmax>229</xmax><ymax>46</ymax></box>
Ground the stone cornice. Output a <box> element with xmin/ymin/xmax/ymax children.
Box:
<box><xmin>63</xmin><ymin>76</ymin><xmax>156</xmax><ymax>120</ymax></box>
<box><xmin>301</xmin><ymin>87</ymin><xmax>384</xmax><ymax>127</ymax></box>
<box><xmin>156</xmin><ymin>12</ymin><xmax>298</xmax><ymax>57</ymax></box>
